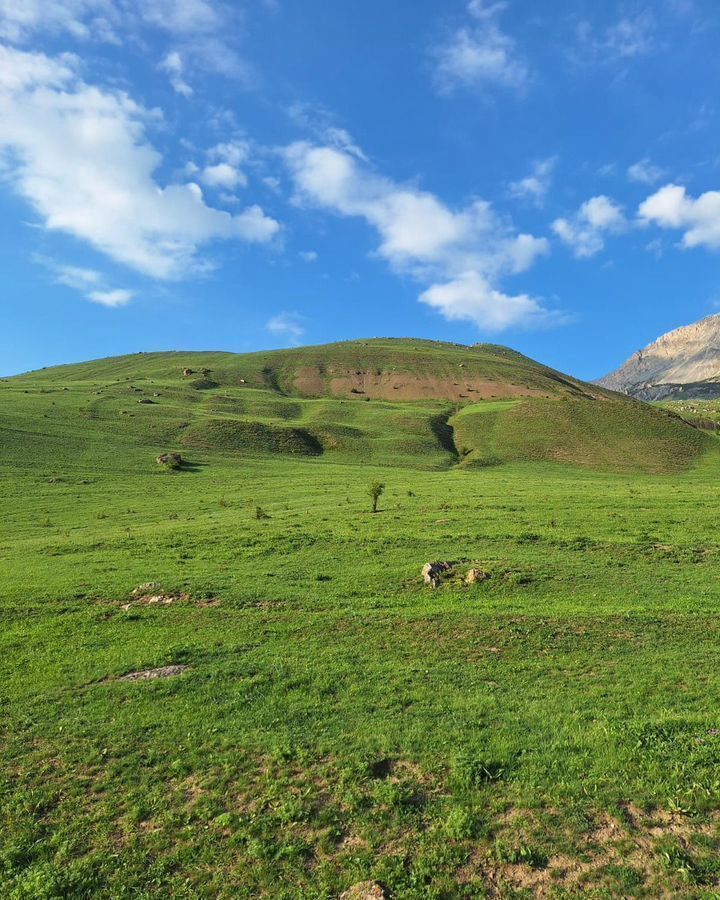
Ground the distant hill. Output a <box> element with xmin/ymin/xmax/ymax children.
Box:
<box><xmin>18</xmin><ymin>338</ymin><xmax>609</xmax><ymax>402</ymax></box>
<box><xmin>2</xmin><ymin>338</ymin><xmax>713</xmax><ymax>474</ymax></box>
<box><xmin>597</xmin><ymin>314</ymin><xmax>720</xmax><ymax>401</ymax></box>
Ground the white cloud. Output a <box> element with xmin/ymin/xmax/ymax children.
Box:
<box><xmin>508</xmin><ymin>156</ymin><xmax>557</xmax><ymax>205</ymax></box>
<box><xmin>284</xmin><ymin>140</ymin><xmax>555</xmax><ymax>331</ymax></box>
<box><xmin>159</xmin><ymin>50</ymin><xmax>193</xmax><ymax>97</ymax></box>
<box><xmin>597</xmin><ymin>162</ymin><xmax>617</xmax><ymax>178</ymax></box>
<box><xmin>639</xmin><ymin>183</ymin><xmax>720</xmax><ymax>250</ymax></box>
<box><xmin>138</xmin><ymin>1</ymin><xmax>251</xmax><ymax>82</ymax></box>
<box><xmin>40</xmin><ymin>259</ymin><xmax>134</xmax><ymax>307</ymax></box>
<box><xmin>209</xmin><ymin>140</ymin><xmax>249</xmax><ymax>167</ymax></box>
<box><xmin>0</xmin><ymin>1</ymin><xmax>251</xmax><ymax>85</ymax></box>
<box><xmin>433</xmin><ymin>0</ymin><xmax>528</xmax><ymax>92</ymax></box>
<box><xmin>267</xmin><ymin>312</ymin><xmax>305</xmax><ymax>344</ymax></box>
<box><xmin>603</xmin><ymin>14</ymin><xmax>656</xmax><ymax>57</ymax></box>
<box><xmin>627</xmin><ymin>157</ymin><xmax>666</xmax><ymax>185</ymax></box>
<box><xmin>419</xmin><ymin>271</ymin><xmax>553</xmax><ymax>331</ymax></box>
<box><xmin>0</xmin><ymin>46</ymin><xmax>279</xmax><ymax>280</ymax></box>
<box><xmin>582</xmin><ymin>195</ymin><xmax>625</xmax><ymax>229</ymax></box>
<box><xmin>577</xmin><ymin>12</ymin><xmax>656</xmax><ymax>62</ymax></box>
<box><xmin>299</xmin><ymin>250</ymin><xmax>318</xmax><ymax>262</ymax></box>
<box><xmin>197</xmin><ymin>140</ymin><xmax>249</xmax><ymax>190</ymax></box>
<box><xmin>0</xmin><ymin>0</ymin><xmax>120</xmax><ymax>43</ymax></box>
<box><xmin>137</xmin><ymin>0</ymin><xmax>221</xmax><ymax>35</ymax></box>
<box><xmin>263</xmin><ymin>175</ymin><xmax>281</xmax><ymax>193</ymax></box>
<box><xmin>200</xmin><ymin>162</ymin><xmax>245</xmax><ymax>189</ymax></box>
<box><xmin>88</xmin><ymin>288</ymin><xmax>134</xmax><ymax>307</ymax></box>
<box><xmin>51</xmin><ymin>263</ymin><xmax>103</xmax><ymax>290</ymax></box>
<box><xmin>552</xmin><ymin>195</ymin><xmax>626</xmax><ymax>257</ymax></box>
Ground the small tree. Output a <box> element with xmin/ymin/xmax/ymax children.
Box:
<box><xmin>369</xmin><ymin>481</ymin><xmax>385</xmax><ymax>513</ymax></box>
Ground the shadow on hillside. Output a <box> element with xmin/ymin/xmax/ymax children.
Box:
<box><xmin>177</xmin><ymin>459</ymin><xmax>205</xmax><ymax>473</ymax></box>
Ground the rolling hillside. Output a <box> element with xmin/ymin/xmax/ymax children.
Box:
<box><xmin>5</xmin><ymin>338</ymin><xmax>720</xmax><ymax>898</ymax></box>
<box><xmin>2</xmin><ymin>338</ymin><xmax>714</xmax><ymax>475</ymax></box>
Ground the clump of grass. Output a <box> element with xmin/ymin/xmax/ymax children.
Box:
<box><xmin>443</xmin><ymin>806</ymin><xmax>480</xmax><ymax>840</ymax></box>
<box><xmin>493</xmin><ymin>840</ymin><xmax>548</xmax><ymax>868</ymax></box>
<box><xmin>451</xmin><ymin>752</ymin><xmax>509</xmax><ymax>790</ymax></box>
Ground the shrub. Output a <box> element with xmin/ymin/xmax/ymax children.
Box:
<box><xmin>369</xmin><ymin>481</ymin><xmax>385</xmax><ymax>513</ymax></box>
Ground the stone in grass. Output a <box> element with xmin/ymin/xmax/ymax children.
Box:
<box><xmin>340</xmin><ymin>883</ymin><xmax>386</xmax><ymax>900</ymax></box>
<box><xmin>465</xmin><ymin>567</ymin><xmax>489</xmax><ymax>584</ymax></box>
<box><xmin>131</xmin><ymin>582</ymin><xmax>163</xmax><ymax>596</ymax></box>
<box><xmin>118</xmin><ymin>665</ymin><xmax>188</xmax><ymax>682</ymax></box>
<box><xmin>156</xmin><ymin>452</ymin><xmax>183</xmax><ymax>469</ymax></box>
<box><xmin>127</xmin><ymin>583</ymin><xmax>190</xmax><ymax>606</ymax></box>
<box><xmin>422</xmin><ymin>561</ymin><xmax>451</xmax><ymax>588</ymax></box>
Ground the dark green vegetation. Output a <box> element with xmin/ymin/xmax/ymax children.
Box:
<box><xmin>3</xmin><ymin>339</ymin><xmax>720</xmax><ymax>898</ymax></box>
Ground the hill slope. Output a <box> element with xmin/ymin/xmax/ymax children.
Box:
<box><xmin>598</xmin><ymin>314</ymin><xmax>720</xmax><ymax>400</ymax></box>
<box><xmin>18</xmin><ymin>338</ymin><xmax>608</xmax><ymax>401</ymax></box>
<box><xmin>2</xmin><ymin>338</ymin><xmax>714</xmax><ymax>474</ymax></box>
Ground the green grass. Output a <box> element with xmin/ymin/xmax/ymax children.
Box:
<box><xmin>453</xmin><ymin>397</ymin><xmax>710</xmax><ymax>473</ymax></box>
<box><xmin>12</xmin><ymin>339</ymin><xmax>606</xmax><ymax>399</ymax></box>
<box><xmin>4</xmin><ymin>341</ymin><xmax>720</xmax><ymax>898</ymax></box>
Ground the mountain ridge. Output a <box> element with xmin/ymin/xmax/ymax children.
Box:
<box><xmin>597</xmin><ymin>313</ymin><xmax>720</xmax><ymax>400</ymax></box>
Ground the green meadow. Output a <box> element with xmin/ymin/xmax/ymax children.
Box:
<box><xmin>3</xmin><ymin>340</ymin><xmax>720</xmax><ymax>898</ymax></box>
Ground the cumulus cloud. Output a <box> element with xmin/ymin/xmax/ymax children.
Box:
<box><xmin>0</xmin><ymin>46</ymin><xmax>279</xmax><ymax>280</ymax></box>
<box><xmin>433</xmin><ymin>0</ymin><xmax>528</xmax><ymax>93</ymax></box>
<box><xmin>159</xmin><ymin>50</ymin><xmax>193</xmax><ymax>97</ymax></box>
<box><xmin>200</xmin><ymin>162</ymin><xmax>245</xmax><ymax>189</ymax></box>
<box><xmin>419</xmin><ymin>271</ymin><xmax>551</xmax><ymax>332</ymax></box>
<box><xmin>299</xmin><ymin>250</ymin><xmax>318</xmax><ymax>262</ymax></box>
<box><xmin>639</xmin><ymin>183</ymin><xmax>720</xmax><ymax>250</ymax></box>
<box><xmin>283</xmin><ymin>140</ymin><xmax>555</xmax><ymax>331</ymax></box>
<box><xmin>508</xmin><ymin>157</ymin><xmax>557</xmax><ymax>206</ymax></box>
<box><xmin>627</xmin><ymin>157</ymin><xmax>666</xmax><ymax>185</ymax></box>
<box><xmin>267</xmin><ymin>312</ymin><xmax>305</xmax><ymax>344</ymax></box>
<box><xmin>199</xmin><ymin>141</ymin><xmax>249</xmax><ymax>190</ymax></box>
<box><xmin>552</xmin><ymin>195</ymin><xmax>626</xmax><ymax>257</ymax></box>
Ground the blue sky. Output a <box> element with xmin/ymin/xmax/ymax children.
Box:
<box><xmin>2</xmin><ymin>0</ymin><xmax>720</xmax><ymax>379</ymax></box>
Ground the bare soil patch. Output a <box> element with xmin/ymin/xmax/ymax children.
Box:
<box><xmin>117</xmin><ymin>665</ymin><xmax>188</xmax><ymax>682</ymax></box>
<box><xmin>292</xmin><ymin>365</ymin><xmax>551</xmax><ymax>401</ymax></box>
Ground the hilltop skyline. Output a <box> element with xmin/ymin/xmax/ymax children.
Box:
<box><xmin>2</xmin><ymin>0</ymin><xmax>720</xmax><ymax>378</ymax></box>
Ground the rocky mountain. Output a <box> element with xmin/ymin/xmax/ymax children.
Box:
<box><xmin>597</xmin><ymin>313</ymin><xmax>720</xmax><ymax>400</ymax></box>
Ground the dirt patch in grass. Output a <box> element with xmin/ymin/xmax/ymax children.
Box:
<box><xmin>117</xmin><ymin>665</ymin><xmax>189</xmax><ymax>682</ymax></box>
<box><xmin>293</xmin><ymin>365</ymin><xmax>553</xmax><ymax>402</ymax></box>
<box><xmin>105</xmin><ymin>584</ymin><xmax>221</xmax><ymax>610</ymax></box>
<box><xmin>460</xmin><ymin>804</ymin><xmax>720</xmax><ymax>896</ymax></box>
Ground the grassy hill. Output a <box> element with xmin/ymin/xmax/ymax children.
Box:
<box><xmin>15</xmin><ymin>338</ymin><xmax>607</xmax><ymax>401</ymax></box>
<box><xmin>4</xmin><ymin>339</ymin><xmax>720</xmax><ymax>898</ymax></box>
<box><xmin>3</xmin><ymin>338</ymin><xmax>713</xmax><ymax>475</ymax></box>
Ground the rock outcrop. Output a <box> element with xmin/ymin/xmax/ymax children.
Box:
<box><xmin>597</xmin><ymin>314</ymin><xmax>720</xmax><ymax>400</ymax></box>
